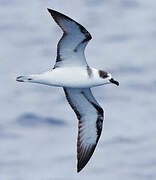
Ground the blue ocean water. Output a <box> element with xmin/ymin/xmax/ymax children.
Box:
<box><xmin>0</xmin><ymin>0</ymin><xmax>156</xmax><ymax>179</ymax></box>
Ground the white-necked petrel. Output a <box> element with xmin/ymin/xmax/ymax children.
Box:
<box><xmin>16</xmin><ymin>9</ymin><xmax>119</xmax><ymax>172</ymax></box>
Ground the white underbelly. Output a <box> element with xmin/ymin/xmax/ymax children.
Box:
<box><xmin>38</xmin><ymin>67</ymin><xmax>103</xmax><ymax>88</ymax></box>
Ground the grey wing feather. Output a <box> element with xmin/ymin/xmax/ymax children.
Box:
<box><xmin>63</xmin><ymin>88</ymin><xmax>104</xmax><ymax>172</ymax></box>
<box><xmin>47</xmin><ymin>9</ymin><xmax>92</xmax><ymax>68</ymax></box>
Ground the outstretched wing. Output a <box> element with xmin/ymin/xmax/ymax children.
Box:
<box><xmin>47</xmin><ymin>9</ymin><xmax>92</xmax><ymax>68</ymax></box>
<box><xmin>63</xmin><ymin>88</ymin><xmax>104</xmax><ymax>172</ymax></box>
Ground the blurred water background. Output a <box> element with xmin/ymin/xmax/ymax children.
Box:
<box><xmin>0</xmin><ymin>0</ymin><xmax>156</xmax><ymax>179</ymax></box>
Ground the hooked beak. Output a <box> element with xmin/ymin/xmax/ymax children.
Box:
<box><xmin>109</xmin><ymin>78</ymin><xmax>119</xmax><ymax>86</ymax></box>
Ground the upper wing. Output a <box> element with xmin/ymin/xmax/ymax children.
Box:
<box><xmin>63</xmin><ymin>88</ymin><xmax>104</xmax><ymax>172</ymax></box>
<box><xmin>47</xmin><ymin>9</ymin><xmax>92</xmax><ymax>68</ymax></box>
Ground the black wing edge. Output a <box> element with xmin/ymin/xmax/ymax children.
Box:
<box><xmin>47</xmin><ymin>8</ymin><xmax>92</xmax><ymax>40</ymax></box>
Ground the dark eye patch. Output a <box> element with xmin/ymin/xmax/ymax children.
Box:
<box><xmin>98</xmin><ymin>70</ymin><xmax>109</xmax><ymax>79</ymax></box>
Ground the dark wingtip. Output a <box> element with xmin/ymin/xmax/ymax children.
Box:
<box><xmin>47</xmin><ymin>8</ymin><xmax>52</xmax><ymax>13</ymax></box>
<box><xmin>77</xmin><ymin>162</ymin><xmax>84</xmax><ymax>173</ymax></box>
<box><xmin>47</xmin><ymin>8</ymin><xmax>61</xmax><ymax>20</ymax></box>
<box><xmin>47</xmin><ymin>8</ymin><xmax>55</xmax><ymax>15</ymax></box>
<box><xmin>47</xmin><ymin>8</ymin><xmax>54</xmax><ymax>15</ymax></box>
<box><xmin>47</xmin><ymin>8</ymin><xmax>58</xmax><ymax>15</ymax></box>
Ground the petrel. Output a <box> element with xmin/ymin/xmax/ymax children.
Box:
<box><xmin>16</xmin><ymin>9</ymin><xmax>119</xmax><ymax>172</ymax></box>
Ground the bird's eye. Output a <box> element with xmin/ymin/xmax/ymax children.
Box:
<box><xmin>98</xmin><ymin>70</ymin><xmax>109</xmax><ymax>79</ymax></box>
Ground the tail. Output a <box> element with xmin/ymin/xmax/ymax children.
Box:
<box><xmin>16</xmin><ymin>75</ymin><xmax>33</xmax><ymax>82</ymax></box>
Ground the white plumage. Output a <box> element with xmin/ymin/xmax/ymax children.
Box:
<box><xmin>16</xmin><ymin>9</ymin><xmax>119</xmax><ymax>172</ymax></box>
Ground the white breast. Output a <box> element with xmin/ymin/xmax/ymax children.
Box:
<box><xmin>33</xmin><ymin>67</ymin><xmax>110</xmax><ymax>88</ymax></box>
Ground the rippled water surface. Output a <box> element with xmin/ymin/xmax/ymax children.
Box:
<box><xmin>1</xmin><ymin>0</ymin><xmax>156</xmax><ymax>180</ymax></box>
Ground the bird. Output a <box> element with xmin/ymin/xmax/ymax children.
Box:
<box><xmin>16</xmin><ymin>8</ymin><xmax>119</xmax><ymax>172</ymax></box>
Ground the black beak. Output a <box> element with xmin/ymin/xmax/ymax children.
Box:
<box><xmin>109</xmin><ymin>78</ymin><xmax>119</xmax><ymax>86</ymax></box>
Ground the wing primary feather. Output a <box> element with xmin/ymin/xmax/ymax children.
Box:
<box><xmin>77</xmin><ymin>126</ymin><xmax>103</xmax><ymax>173</ymax></box>
<box><xmin>47</xmin><ymin>8</ymin><xmax>92</xmax><ymax>68</ymax></box>
<box><xmin>63</xmin><ymin>88</ymin><xmax>104</xmax><ymax>172</ymax></box>
<box><xmin>47</xmin><ymin>8</ymin><xmax>92</xmax><ymax>39</ymax></box>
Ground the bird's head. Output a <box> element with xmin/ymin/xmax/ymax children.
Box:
<box><xmin>98</xmin><ymin>70</ymin><xmax>119</xmax><ymax>86</ymax></box>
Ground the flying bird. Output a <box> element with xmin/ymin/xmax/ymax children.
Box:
<box><xmin>16</xmin><ymin>9</ymin><xmax>119</xmax><ymax>172</ymax></box>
